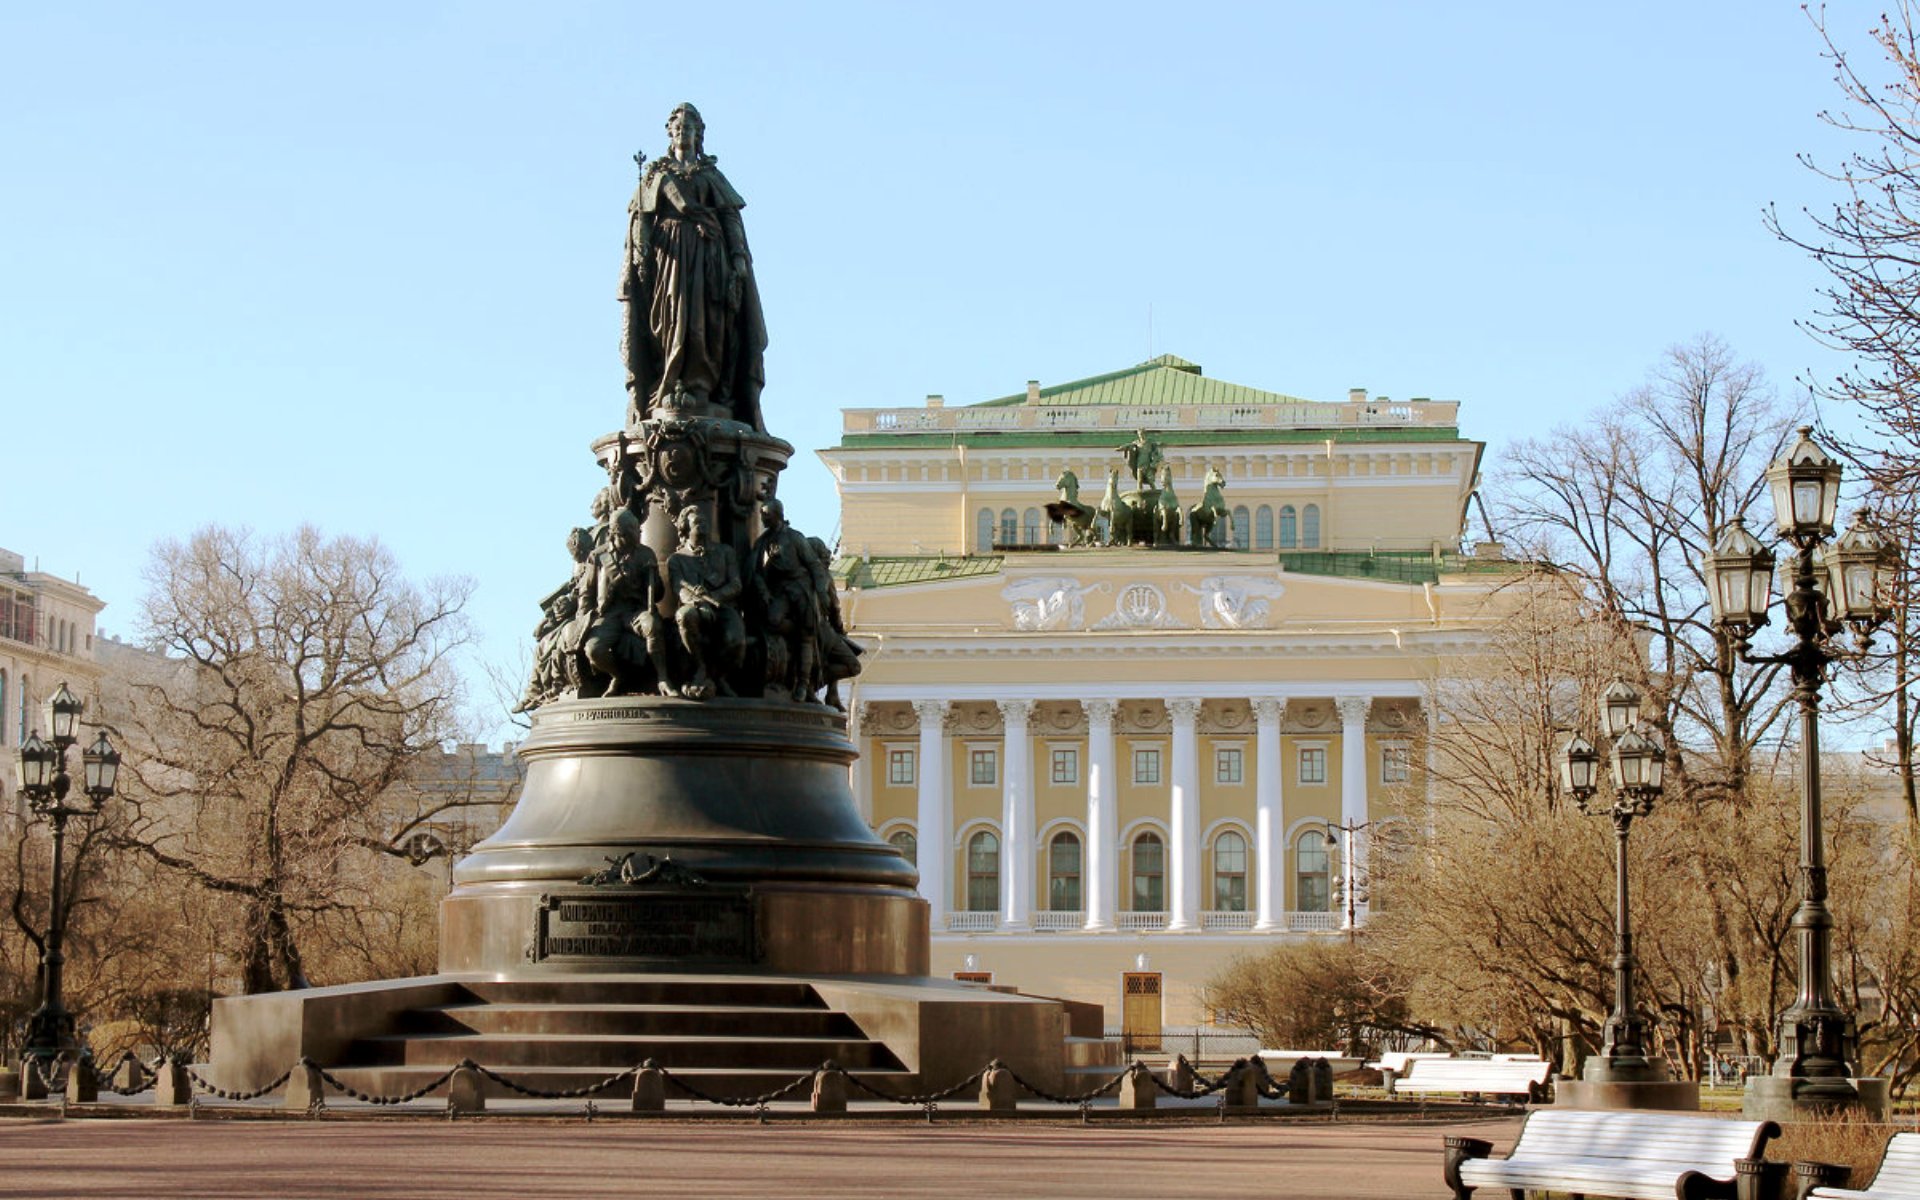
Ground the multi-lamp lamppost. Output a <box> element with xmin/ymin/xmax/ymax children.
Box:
<box><xmin>12</xmin><ymin>682</ymin><xmax>120</xmax><ymax>1076</ymax></box>
<box><xmin>1558</xmin><ymin>677</ymin><xmax>1668</xmax><ymax>1085</ymax></box>
<box><xmin>1701</xmin><ymin>426</ymin><xmax>1895</xmax><ymax>1110</ymax></box>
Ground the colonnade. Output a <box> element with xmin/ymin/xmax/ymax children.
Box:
<box><xmin>855</xmin><ymin>694</ymin><xmax>1388</xmax><ymax>935</ymax></box>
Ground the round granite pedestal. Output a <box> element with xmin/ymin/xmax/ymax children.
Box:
<box><xmin>441</xmin><ymin>696</ymin><xmax>926</xmax><ymax>976</ymax></box>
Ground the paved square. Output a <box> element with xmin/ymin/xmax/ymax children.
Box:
<box><xmin>0</xmin><ymin>1116</ymin><xmax>1522</xmax><ymax>1199</ymax></box>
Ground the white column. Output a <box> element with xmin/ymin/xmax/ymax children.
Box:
<box><xmin>1166</xmin><ymin>697</ymin><xmax>1203</xmax><ymax>931</ymax></box>
<box><xmin>1252</xmin><ymin>696</ymin><xmax>1284</xmax><ymax>931</ymax></box>
<box><xmin>1336</xmin><ymin>695</ymin><xmax>1373</xmax><ymax>929</ymax></box>
<box><xmin>912</xmin><ymin>699</ymin><xmax>951</xmax><ymax>931</ymax></box>
<box><xmin>850</xmin><ymin>700</ymin><xmax>872</xmax><ymax>825</ymax></box>
<box><xmin>1083</xmin><ymin>698</ymin><xmax>1117</xmax><ymax>931</ymax></box>
<box><xmin>998</xmin><ymin>698</ymin><xmax>1035</xmax><ymax>931</ymax></box>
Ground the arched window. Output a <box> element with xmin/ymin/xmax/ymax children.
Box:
<box><xmin>1022</xmin><ymin>507</ymin><xmax>1041</xmax><ymax>545</ymax></box>
<box><xmin>999</xmin><ymin>509</ymin><xmax>1018</xmax><ymax>547</ymax></box>
<box><xmin>1130</xmin><ymin>832</ymin><xmax>1165</xmax><ymax>913</ymax></box>
<box><xmin>1047</xmin><ymin>512</ymin><xmax>1064</xmax><ymax>544</ymax></box>
<box><xmin>888</xmin><ymin>829</ymin><xmax>917</xmax><ymax>867</ymax></box>
<box><xmin>1369</xmin><ymin>823</ymin><xmax>1412</xmax><ymax>913</ymax></box>
<box><xmin>1048</xmin><ymin>831</ymin><xmax>1082</xmax><ymax>912</ymax></box>
<box><xmin>967</xmin><ymin>830</ymin><xmax>1000</xmax><ymax>912</ymax></box>
<box><xmin>1296</xmin><ymin>830</ymin><xmax>1330</xmax><ymax>913</ymax></box>
<box><xmin>1279</xmin><ymin>505</ymin><xmax>1298</xmax><ymax>549</ymax></box>
<box><xmin>1254</xmin><ymin>506</ymin><xmax>1274</xmax><ymax>550</ymax></box>
<box><xmin>1231</xmin><ymin>506</ymin><xmax>1251</xmax><ymax>551</ymax></box>
<box><xmin>1213</xmin><ymin>831</ymin><xmax>1248</xmax><ymax>912</ymax></box>
<box><xmin>1302</xmin><ymin>504</ymin><xmax>1322</xmax><ymax>548</ymax></box>
<box><xmin>0</xmin><ymin>669</ymin><xmax>8</xmax><ymax>747</ymax></box>
<box><xmin>976</xmin><ymin>508</ymin><xmax>994</xmax><ymax>553</ymax></box>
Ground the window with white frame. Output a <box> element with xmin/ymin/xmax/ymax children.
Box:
<box><xmin>886</xmin><ymin>747</ymin><xmax>915</xmax><ymax>787</ymax></box>
<box><xmin>1215</xmin><ymin>746</ymin><xmax>1244</xmax><ymax>785</ymax></box>
<box><xmin>1131</xmin><ymin>832</ymin><xmax>1165</xmax><ymax>912</ymax></box>
<box><xmin>1381</xmin><ymin>744</ymin><xmax>1412</xmax><ymax>784</ymax></box>
<box><xmin>1298</xmin><ymin>745</ymin><xmax>1327</xmax><ymax>785</ymax></box>
<box><xmin>1048</xmin><ymin>831</ymin><xmax>1082</xmax><ymax>911</ymax></box>
<box><xmin>1050</xmin><ymin>746</ymin><xmax>1078</xmax><ymax>785</ymax></box>
<box><xmin>1132</xmin><ymin>747</ymin><xmax>1161</xmax><ymax>785</ymax></box>
<box><xmin>887</xmin><ymin>828</ymin><xmax>917</xmax><ymax>866</ymax></box>
<box><xmin>969</xmin><ymin>747</ymin><xmax>998</xmax><ymax>787</ymax></box>
<box><xmin>1295</xmin><ymin>829</ymin><xmax>1330</xmax><ymax>912</ymax></box>
<box><xmin>966</xmin><ymin>830</ymin><xmax>1000</xmax><ymax>912</ymax></box>
<box><xmin>1213</xmin><ymin>831</ymin><xmax>1248</xmax><ymax>912</ymax></box>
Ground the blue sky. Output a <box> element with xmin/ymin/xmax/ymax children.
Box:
<box><xmin>0</xmin><ymin>2</ymin><xmax>1881</xmax><ymax>739</ymax></box>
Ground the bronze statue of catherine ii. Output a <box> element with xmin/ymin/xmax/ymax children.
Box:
<box><xmin>620</xmin><ymin>103</ymin><xmax>768</xmax><ymax>431</ymax></box>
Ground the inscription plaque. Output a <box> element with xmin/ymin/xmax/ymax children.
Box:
<box><xmin>532</xmin><ymin>890</ymin><xmax>757</xmax><ymax>963</ymax></box>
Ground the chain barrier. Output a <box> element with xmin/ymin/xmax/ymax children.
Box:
<box><xmin>467</xmin><ymin>1061</ymin><xmax>639</xmax><ymax>1101</ymax></box>
<box><xmin>95</xmin><ymin>1052</ymin><xmax>161</xmax><ymax>1097</ymax></box>
<box><xmin>26</xmin><ymin>1056</ymin><xmax>65</xmax><ymax>1094</ymax></box>
<box><xmin>49</xmin><ymin>1051</ymin><xmax>1312</xmax><ymax>1114</ymax></box>
<box><xmin>659</xmin><ymin>1064</ymin><xmax>817</xmax><ymax>1107</ymax></box>
<box><xmin>997</xmin><ymin>1062</ymin><xmax>1129</xmax><ymax>1105</ymax></box>
<box><xmin>836</xmin><ymin>1063</ymin><xmax>989</xmax><ymax>1106</ymax></box>
<box><xmin>185</xmin><ymin>1063</ymin><xmax>295</xmax><ymax>1102</ymax></box>
<box><xmin>1143</xmin><ymin>1054</ymin><xmax>1231</xmax><ymax>1100</ymax></box>
<box><xmin>314</xmin><ymin>1062</ymin><xmax>460</xmax><ymax>1107</ymax></box>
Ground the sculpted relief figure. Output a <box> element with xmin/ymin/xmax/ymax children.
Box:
<box><xmin>517</xmin><ymin>527</ymin><xmax>597</xmax><ymax>712</ymax></box>
<box><xmin>805</xmin><ymin>535</ymin><xmax>864</xmax><ymax>711</ymax></box>
<box><xmin>621</xmin><ymin>103</ymin><xmax>767</xmax><ymax>430</ymax></box>
<box><xmin>1002</xmin><ymin>576</ymin><xmax>1109</xmax><ymax>632</ymax></box>
<box><xmin>668</xmin><ymin>506</ymin><xmax>746</xmax><ymax>699</ymax></box>
<box><xmin>583</xmin><ymin>509</ymin><xmax>670</xmax><ymax>695</ymax></box>
<box><xmin>1183</xmin><ymin>575</ymin><xmax>1287</xmax><ymax>629</ymax></box>
<box><xmin>751</xmin><ymin>499</ymin><xmax>821</xmax><ymax>703</ymax></box>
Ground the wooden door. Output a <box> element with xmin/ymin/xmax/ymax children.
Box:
<box><xmin>1122</xmin><ymin>972</ymin><xmax>1163</xmax><ymax>1051</ymax></box>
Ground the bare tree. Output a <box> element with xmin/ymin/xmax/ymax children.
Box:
<box><xmin>1770</xmin><ymin>6</ymin><xmax>1920</xmax><ymax>824</ymax></box>
<box><xmin>108</xmin><ymin>526</ymin><xmax>474</xmax><ymax>993</ymax></box>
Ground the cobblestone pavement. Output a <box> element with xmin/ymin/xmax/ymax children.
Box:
<box><xmin>0</xmin><ymin>1115</ymin><xmax>1523</xmax><ymax>1199</ymax></box>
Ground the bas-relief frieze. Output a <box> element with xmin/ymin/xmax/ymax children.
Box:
<box><xmin>1001</xmin><ymin>577</ymin><xmax>1109</xmax><ymax>631</ymax></box>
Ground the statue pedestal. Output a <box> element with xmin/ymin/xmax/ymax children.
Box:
<box><xmin>1743</xmin><ymin>1074</ymin><xmax>1890</xmax><ymax>1121</ymax></box>
<box><xmin>210</xmin><ymin>698</ymin><xmax>1073</xmax><ymax>1099</ymax></box>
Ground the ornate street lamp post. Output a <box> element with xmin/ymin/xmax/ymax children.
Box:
<box><xmin>13</xmin><ymin>682</ymin><xmax>120</xmax><ymax>1091</ymax></box>
<box><xmin>1701</xmin><ymin>427</ymin><xmax>1895</xmax><ymax>1116</ymax></box>
<box><xmin>1559</xmin><ymin>678</ymin><xmax>1668</xmax><ymax>1086</ymax></box>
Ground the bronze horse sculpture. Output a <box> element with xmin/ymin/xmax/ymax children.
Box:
<box><xmin>1046</xmin><ymin>469</ymin><xmax>1099</xmax><ymax>548</ymax></box>
<box><xmin>1188</xmin><ymin>465</ymin><xmax>1228</xmax><ymax>548</ymax></box>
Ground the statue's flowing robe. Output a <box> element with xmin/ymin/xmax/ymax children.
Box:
<box><xmin>622</xmin><ymin>157</ymin><xmax>767</xmax><ymax>430</ymax></box>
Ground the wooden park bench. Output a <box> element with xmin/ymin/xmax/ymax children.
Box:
<box><xmin>1390</xmin><ymin>1055</ymin><xmax>1552</xmax><ymax>1102</ymax></box>
<box><xmin>1442</xmin><ymin>1109</ymin><xmax>1779</xmax><ymax>1200</ymax></box>
<box><xmin>1807</xmin><ymin>1131</ymin><xmax>1920</xmax><ymax>1199</ymax></box>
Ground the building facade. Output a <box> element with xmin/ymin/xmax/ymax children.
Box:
<box><xmin>819</xmin><ymin>356</ymin><xmax>1521</xmax><ymax>1028</ymax></box>
<box><xmin>0</xmin><ymin>547</ymin><xmax>107</xmax><ymax>822</ymax></box>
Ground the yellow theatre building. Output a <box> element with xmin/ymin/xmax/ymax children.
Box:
<box><xmin>820</xmin><ymin>354</ymin><xmax>1524</xmax><ymax>1035</ymax></box>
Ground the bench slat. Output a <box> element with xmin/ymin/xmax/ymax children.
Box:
<box><xmin>1452</xmin><ymin>1108</ymin><xmax>1775</xmax><ymax>1200</ymax></box>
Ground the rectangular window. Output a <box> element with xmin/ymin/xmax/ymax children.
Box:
<box><xmin>1050</xmin><ymin>747</ymin><xmax>1078</xmax><ymax>785</ymax></box>
<box><xmin>1298</xmin><ymin>746</ymin><xmax>1327</xmax><ymax>785</ymax></box>
<box><xmin>1132</xmin><ymin>747</ymin><xmax>1161</xmax><ymax>785</ymax></box>
<box><xmin>1382</xmin><ymin>745</ymin><xmax>1412</xmax><ymax>784</ymax></box>
<box><xmin>1215</xmin><ymin>747</ymin><xmax>1244</xmax><ymax>785</ymax></box>
<box><xmin>887</xmin><ymin>748</ymin><xmax>915</xmax><ymax>787</ymax></box>
<box><xmin>970</xmin><ymin>748</ymin><xmax>998</xmax><ymax>787</ymax></box>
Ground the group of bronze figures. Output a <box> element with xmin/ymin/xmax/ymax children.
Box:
<box><xmin>518</xmin><ymin>103</ymin><xmax>861</xmax><ymax>715</ymax></box>
<box><xmin>1046</xmin><ymin>429</ymin><xmax>1232</xmax><ymax>549</ymax></box>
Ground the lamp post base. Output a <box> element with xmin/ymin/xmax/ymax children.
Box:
<box><xmin>1742</xmin><ymin>1074</ymin><xmax>1889</xmax><ymax>1121</ymax></box>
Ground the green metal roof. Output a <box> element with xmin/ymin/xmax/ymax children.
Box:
<box><xmin>831</xmin><ymin>550</ymin><xmax>1526</xmax><ymax>592</ymax></box>
<box><xmin>975</xmin><ymin>355</ymin><xmax>1313</xmax><ymax>409</ymax></box>
<box><xmin>835</xmin><ymin>555</ymin><xmax>1004</xmax><ymax>589</ymax></box>
<box><xmin>839</xmin><ymin>426</ymin><xmax>1460</xmax><ymax>450</ymax></box>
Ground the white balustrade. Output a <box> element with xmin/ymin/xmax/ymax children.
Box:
<box><xmin>1118</xmin><ymin>911</ymin><xmax>1168</xmax><ymax>932</ymax></box>
<box><xmin>947</xmin><ymin>912</ymin><xmax>999</xmax><ymax>932</ymax></box>
<box><xmin>1287</xmin><ymin>911</ymin><xmax>1337</xmax><ymax>932</ymax></box>
<box><xmin>1202</xmin><ymin>911</ymin><xmax>1254</xmax><ymax>931</ymax></box>
<box><xmin>1033</xmin><ymin>910</ymin><xmax>1084</xmax><ymax>931</ymax></box>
